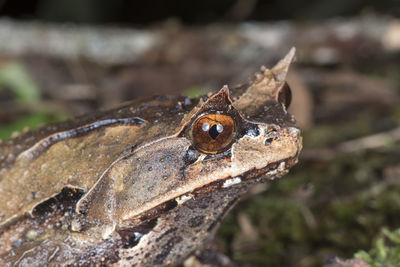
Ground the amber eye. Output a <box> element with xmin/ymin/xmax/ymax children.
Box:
<box><xmin>190</xmin><ymin>114</ymin><xmax>236</xmax><ymax>154</ymax></box>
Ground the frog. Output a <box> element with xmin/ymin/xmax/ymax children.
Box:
<box><xmin>0</xmin><ymin>48</ymin><xmax>302</xmax><ymax>266</ymax></box>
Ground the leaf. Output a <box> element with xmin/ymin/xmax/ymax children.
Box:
<box><xmin>0</xmin><ymin>61</ymin><xmax>40</xmax><ymax>103</ymax></box>
<box><xmin>354</xmin><ymin>250</ymin><xmax>373</xmax><ymax>263</ymax></box>
<box><xmin>182</xmin><ymin>86</ymin><xmax>204</xmax><ymax>98</ymax></box>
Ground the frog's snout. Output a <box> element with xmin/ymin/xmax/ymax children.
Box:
<box><xmin>288</xmin><ymin>127</ymin><xmax>301</xmax><ymax>140</ymax></box>
<box><xmin>286</xmin><ymin>126</ymin><xmax>303</xmax><ymax>154</ymax></box>
<box><xmin>263</xmin><ymin>125</ymin><xmax>302</xmax><ymax>156</ymax></box>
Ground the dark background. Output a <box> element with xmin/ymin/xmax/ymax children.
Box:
<box><xmin>0</xmin><ymin>0</ymin><xmax>399</xmax><ymax>25</ymax></box>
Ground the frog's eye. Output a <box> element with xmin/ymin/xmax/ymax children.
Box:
<box><xmin>190</xmin><ymin>114</ymin><xmax>236</xmax><ymax>154</ymax></box>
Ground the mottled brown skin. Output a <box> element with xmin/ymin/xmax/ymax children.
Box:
<box><xmin>0</xmin><ymin>48</ymin><xmax>301</xmax><ymax>266</ymax></box>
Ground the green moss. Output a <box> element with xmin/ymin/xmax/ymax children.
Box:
<box><xmin>355</xmin><ymin>228</ymin><xmax>400</xmax><ymax>266</ymax></box>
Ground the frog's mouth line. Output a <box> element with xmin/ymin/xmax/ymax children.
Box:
<box><xmin>135</xmin><ymin>155</ymin><xmax>299</xmax><ymax>224</ymax></box>
<box><xmin>191</xmin><ymin>155</ymin><xmax>299</xmax><ymax>195</ymax></box>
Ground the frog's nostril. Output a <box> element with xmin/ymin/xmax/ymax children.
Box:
<box><xmin>265</xmin><ymin>138</ymin><xmax>274</xmax><ymax>145</ymax></box>
<box><xmin>267</xmin><ymin>126</ymin><xmax>278</xmax><ymax>133</ymax></box>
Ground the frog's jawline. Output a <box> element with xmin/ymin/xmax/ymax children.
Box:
<box><xmin>17</xmin><ymin>117</ymin><xmax>145</xmax><ymax>159</ymax></box>
<box><xmin>135</xmin><ymin>156</ymin><xmax>298</xmax><ymax>224</ymax></box>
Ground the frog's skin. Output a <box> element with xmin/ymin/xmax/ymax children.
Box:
<box><xmin>0</xmin><ymin>48</ymin><xmax>302</xmax><ymax>266</ymax></box>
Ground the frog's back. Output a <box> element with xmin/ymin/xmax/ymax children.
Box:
<box><xmin>0</xmin><ymin>95</ymin><xmax>196</xmax><ymax>226</ymax></box>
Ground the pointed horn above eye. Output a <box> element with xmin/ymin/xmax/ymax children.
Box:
<box><xmin>200</xmin><ymin>85</ymin><xmax>233</xmax><ymax>111</ymax></box>
<box><xmin>271</xmin><ymin>47</ymin><xmax>296</xmax><ymax>83</ymax></box>
<box><xmin>217</xmin><ymin>85</ymin><xmax>230</xmax><ymax>99</ymax></box>
<box><xmin>220</xmin><ymin>84</ymin><xmax>229</xmax><ymax>94</ymax></box>
<box><xmin>232</xmin><ymin>47</ymin><xmax>296</xmax><ymax>116</ymax></box>
<box><xmin>273</xmin><ymin>47</ymin><xmax>295</xmax><ymax>108</ymax></box>
<box><xmin>177</xmin><ymin>85</ymin><xmax>235</xmax><ymax>137</ymax></box>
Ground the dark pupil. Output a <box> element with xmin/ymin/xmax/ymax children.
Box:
<box><xmin>208</xmin><ymin>124</ymin><xmax>220</xmax><ymax>140</ymax></box>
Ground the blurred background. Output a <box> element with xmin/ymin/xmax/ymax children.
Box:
<box><xmin>0</xmin><ymin>1</ymin><xmax>399</xmax><ymax>266</ymax></box>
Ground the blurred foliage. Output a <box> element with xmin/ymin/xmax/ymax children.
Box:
<box><xmin>0</xmin><ymin>61</ymin><xmax>67</xmax><ymax>140</ymax></box>
<box><xmin>355</xmin><ymin>228</ymin><xmax>400</xmax><ymax>266</ymax></box>
<box><xmin>304</xmin><ymin>111</ymin><xmax>375</xmax><ymax>148</ymax></box>
<box><xmin>182</xmin><ymin>86</ymin><xmax>205</xmax><ymax>98</ymax></box>
<box><xmin>0</xmin><ymin>113</ymin><xmax>65</xmax><ymax>140</ymax></box>
<box><xmin>0</xmin><ymin>61</ymin><xmax>40</xmax><ymax>103</ymax></box>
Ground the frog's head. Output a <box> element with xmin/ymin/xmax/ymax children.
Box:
<box><xmin>178</xmin><ymin>47</ymin><xmax>302</xmax><ymax>188</ymax></box>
